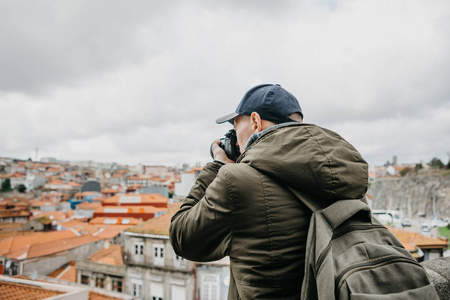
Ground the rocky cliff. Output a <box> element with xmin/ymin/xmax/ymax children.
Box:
<box><xmin>367</xmin><ymin>172</ymin><xmax>450</xmax><ymax>218</ymax></box>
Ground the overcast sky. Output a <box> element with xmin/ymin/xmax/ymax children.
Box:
<box><xmin>1</xmin><ymin>0</ymin><xmax>449</xmax><ymax>167</ymax></box>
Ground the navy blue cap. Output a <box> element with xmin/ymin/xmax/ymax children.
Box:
<box><xmin>216</xmin><ymin>84</ymin><xmax>303</xmax><ymax>124</ymax></box>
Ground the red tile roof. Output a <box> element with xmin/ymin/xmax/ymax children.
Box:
<box><xmin>389</xmin><ymin>228</ymin><xmax>448</xmax><ymax>250</ymax></box>
<box><xmin>60</xmin><ymin>220</ymin><xmax>99</xmax><ymax>235</ymax></box>
<box><xmin>89</xmin><ymin>245</ymin><xmax>124</xmax><ymax>266</ymax></box>
<box><xmin>47</xmin><ymin>261</ymin><xmax>77</xmax><ymax>282</ymax></box>
<box><xmin>102</xmin><ymin>194</ymin><xmax>168</xmax><ymax>207</ymax></box>
<box><xmin>95</xmin><ymin>206</ymin><xmax>165</xmax><ymax>214</ymax></box>
<box><xmin>4</xmin><ymin>234</ymin><xmax>101</xmax><ymax>260</ymax></box>
<box><xmin>31</xmin><ymin>211</ymin><xmax>67</xmax><ymax>222</ymax></box>
<box><xmin>77</xmin><ymin>202</ymin><xmax>102</xmax><ymax>210</ymax></box>
<box><xmin>0</xmin><ymin>230</ymin><xmax>78</xmax><ymax>256</ymax></box>
<box><xmin>126</xmin><ymin>203</ymin><xmax>181</xmax><ymax>235</ymax></box>
<box><xmin>0</xmin><ymin>280</ymin><xmax>64</xmax><ymax>300</ymax></box>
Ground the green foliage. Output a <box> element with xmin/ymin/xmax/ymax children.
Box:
<box><xmin>17</xmin><ymin>184</ymin><xmax>27</xmax><ymax>193</ymax></box>
<box><xmin>399</xmin><ymin>167</ymin><xmax>413</xmax><ymax>177</ymax></box>
<box><xmin>439</xmin><ymin>226</ymin><xmax>450</xmax><ymax>249</ymax></box>
<box><xmin>446</xmin><ymin>159</ymin><xmax>450</xmax><ymax>170</ymax></box>
<box><xmin>429</xmin><ymin>157</ymin><xmax>445</xmax><ymax>169</ymax></box>
<box><xmin>414</xmin><ymin>163</ymin><xmax>423</xmax><ymax>172</ymax></box>
<box><xmin>1</xmin><ymin>178</ymin><xmax>12</xmax><ymax>192</ymax></box>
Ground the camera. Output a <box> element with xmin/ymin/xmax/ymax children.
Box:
<box><xmin>210</xmin><ymin>129</ymin><xmax>241</xmax><ymax>162</ymax></box>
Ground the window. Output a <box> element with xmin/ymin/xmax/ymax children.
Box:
<box><xmin>132</xmin><ymin>281</ymin><xmax>143</xmax><ymax>297</ymax></box>
<box><xmin>173</xmin><ymin>252</ymin><xmax>187</xmax><ymax>269</ymax></box>
<box><xmin>171</xmin><ymin>284</ymin><xmax>186</xmax><ymax>300</ymax></box>
<box><xmin>134</xmin><ymin>242</ymin><xmax>144</xmax><ymax>255</ymax></box>
<box><xmin>150</xmin><ymin>281</ymin><xmax>164</xmax><ymax>300</ymax></box>
<box><xmin>202</xmin><ymin>274</ymin><xmax>220</xmax><ymax>300</ymax></box>
<box><xmin>81</xmin><ymin>275</ymin><xmax>89</xmax><ymax>285</ymax></box>
<box><xmin>96</xmin><ymin>277</ymin><xmax>105</xmax><ymax>288</ymax></box>
<box><xmin>153</xmin><ymin>244</ymin><xmax>165</xmax><ymax>266</ymax></box>
<box><xmin>112</xmin><ymin>279</ymin><xmax>123</xmax><ymax>292</ymax></box>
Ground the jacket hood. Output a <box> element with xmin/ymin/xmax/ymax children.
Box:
<box><xmin>238</xmin><ymin>123</ymin><xmax>368</xmax><ymax>207</ymax></box>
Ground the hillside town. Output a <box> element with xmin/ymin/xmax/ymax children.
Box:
<box><xmin>0</xmin><ymin>155</ymin><xmax>449</xmax><ymax>299</ymax></box>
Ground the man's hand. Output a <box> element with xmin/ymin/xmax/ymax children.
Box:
<box><xmin>211</xmin><ymin>140</ymin><xmax>235</xmax><ymax>164</ymax></box>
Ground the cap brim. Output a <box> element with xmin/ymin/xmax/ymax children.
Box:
<box><xmin>216</xmin><ymin>112</ymin><xmax>239</xmax><ymax>124</ymax></box>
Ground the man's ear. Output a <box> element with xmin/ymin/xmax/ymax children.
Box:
<box><xmin>250</xmin><ymin>112</ymin><xmax>262</xmax><ymax>133</ymax></box>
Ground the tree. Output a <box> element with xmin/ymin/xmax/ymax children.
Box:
<box><xmin>414</xmin><ymin>163</ymin><xmax>423</xmax><ymax>172</ymax></box>
<box><xmin>429</xmin><ymin>157</ymin><xmax>445</xmax><ymax>169</ymax></box>
<box><xmin>17</xmin><ymin>184</ymin><xmax>27</xmax><ymax>193</ymax></box>
<box><xmin>1</xmin><ymin>178</ymin><xmax>12</xmax><ymax>192</ymax></box>
<box><xmin>399</xmin><ymin>167</ymin><xmax>413</xmax><ymax>177</ymax></box>
<box><xmin>446</xmin><ymin>159</ymin><xmax>450</xmax><ymax>170</ymax></box>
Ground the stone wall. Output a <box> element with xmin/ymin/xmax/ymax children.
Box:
<box><xmin>368</xmin><ymin>173</ymin><xmax>450</xmax><ymax>218</ymax></box>
<box><xmin>422</xmin><ymin>257</ymin><xmax>450</xmax><ymax>300</ymax></box>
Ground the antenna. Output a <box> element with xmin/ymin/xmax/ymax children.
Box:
<box><xmin>34</xmin><ymin>147</ymin><xmax>39</xmax><ymax>161</ymax></box>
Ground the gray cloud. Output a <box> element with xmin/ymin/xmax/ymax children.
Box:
<box><xmin>1</xmin><ymin>1</ymin><xmax>449</xmax><ymax>166</ymax></box>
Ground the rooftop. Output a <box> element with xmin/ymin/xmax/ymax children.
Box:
<box><xmin>0</xmin><ymin>230</ymin><xmax>78</xmax><ymax>256</ymax></box>
<box><xmin>0</xmin><ymin>279</ymin><xmax>64</xmax><ymax>300</ymax></box>
<box><xmin>102</xmin><ymin>193</ymin><xmax>168</xmax><ymax>206</ymax></box>
<box><xmin>126</xmin><ymin>202</ymin><xmax>181</xmax><ymax>235</ymax></box>
<box><xmin>89</xmin><ymin>244</ymin><xmax>124</xmax><ymax>266</ymax></box>
<box><xmin>47</xmin><ymin>261</ymin><xmax>77</xmax><ymax>282</ymax></box>
<box><xmin>389</xmin><ymin>227</ymin><xmax>449</xmax><ymax>250</ymax></box>
<box><xmin>89</xmin><ymin>217</ymin><xmax>142</xmax><ymax>226</ymax></box>
<box><xmin>4</xmin><ymin>234</ymin><xmax>101</xmax><ymax>260</ymax></box>
<box><xmin>95</xmin><ymin>206</ymin><xmax>166</xmax><ymax>214</ymax></box>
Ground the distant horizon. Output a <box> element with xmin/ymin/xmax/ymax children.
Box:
<box><xmin>1</xmin><ymin>153</ymin><xmax>448</xmax><ymax>169</ymax></box>
<box><xmin>1</xmin><ymin>2</ymin><xmax>449</xmax><ymax>171</ymax></box>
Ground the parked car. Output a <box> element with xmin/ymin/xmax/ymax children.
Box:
<box><xmin>401</xmin><ymin>218</ymin><xmax>412</xmax><ymax>227</ymax></box>
<box><xmin>435</xmin><ymin>219</ymin><xmax>449</xmax><ymax>228</ymax></box>
<box><xmin>421</xmin><ymin>223</ymin><xmax>431</xmax><ymax>235</ymax></box>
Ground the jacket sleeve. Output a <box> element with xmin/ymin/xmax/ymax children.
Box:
<box><xmin>169</xmin><ymin>161</ymin><xmax>232</xmax><ymax>262</ymax></box>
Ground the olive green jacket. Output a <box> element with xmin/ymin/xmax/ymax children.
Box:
<box><xmin>169</xmin><ymin>123</ymin><xmax>368</xmax><ymax>299</ymax></box>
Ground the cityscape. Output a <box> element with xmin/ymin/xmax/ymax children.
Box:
<box><xmin>1</xmin><ymin>1</ymin><xmax>450</xmax><ymax>299</ymax></box>
<box><xmin>0</xmin><ymin>155</ymin><xmax>449</xmax><ymax>299</ymax></box>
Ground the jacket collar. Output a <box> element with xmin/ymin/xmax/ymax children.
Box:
<box><xmin>244</xmin><ymin>121</ymin><xmax>300</xmax><ymax>150</ymax></box>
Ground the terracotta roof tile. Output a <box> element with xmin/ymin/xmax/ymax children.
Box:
<box><xmin>126</xmin><ymin>203</ymin><xmax>181</xmax><ymax>235</ymax></box>
<box><xmin>77</xmin><ymin>202</ymin><xmax>102</xmax><ymax>210</ymax></box>
<box><xmin>32</xmin><ymin>211</ymin><xmax>67</xmax><ymax>221</ymax></box>
<box><xmin>389</xmin><ymin>228</ymin><xmax>448</xmax><ymax>250</ymax></box>
<box><xmin>9</xmin><ymin>275</ymin><xmax>126</xmax><ymax>300</ymax></box>
<box><xmin>47</xmin><ymin>261</ymin><xmax>77</xmax><ymax>282</ymax></box>
<box><xmin>89</xmin><ymin>290</ymin><xmax>124</xmax><ymax>300</ymax></box>
<box><xmin>5</xmin><ymin>234</ymin><xmax>101</xmax><ymax>260</ymax></box>
<box><xmin>60</xmin><ymin>220</ymin><xmax>99</xmax><ymax>235</ymax></box>
<box><xmin>93</xmin><ymin>227</ymin><xmax>128</xmax><ymax>240</ymax></box>
<box><xmin>89</xmin><ymin>245</ymin><xmax>124</xmax><ymax>266</ymax></box>
<box><xmin>0</xmin><ymin>230</ymin><xmax>78</xmax><ymax>256</ymax></box>
<box><xmin>0</xmin><ymin>281</ymin><xmax>64</xmax><ymax>300</ymax></box>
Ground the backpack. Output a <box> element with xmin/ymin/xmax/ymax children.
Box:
<box><xmin>297</xmin><ymin>197</ymin><xmax>440</xmax><ymax>300</ymax></box>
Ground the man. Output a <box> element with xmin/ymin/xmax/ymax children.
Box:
<box><xmin>169</xmin><ymin>84</ymin><xmax>368</xmax><ymax>299</ymax></box>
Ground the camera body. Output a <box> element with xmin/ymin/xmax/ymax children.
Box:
<box><xmin>210</xmin><ymin>129</ymin><xmax>241</xmax><ymax>162</ymax></box>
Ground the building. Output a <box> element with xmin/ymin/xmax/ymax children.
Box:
<box><xmin>0</xmin><ymin>274</ymin><xmax>134</xmax><ymax>300</ymax></box>
<box><xmin>174</xmin><ymin>168</ymin><xmax>202</xmax><ymax>197</ymax></box>
<box><xmin>75</xmin><ymin>202</ymin><xmax>103</xmax><ymax>218</ymax></box>
<box><xmin>103</xmin><ymin>194</ymin><xmax>168</xmax><ymax>209</ymax></box>
<box><xmin>76</xmin><ymin>244</ymin><xmax>126</xmax><ymax>293</ymax></box>
<box><xmin>124</xmin><ymin>203</ymin><xmax>194</xmax><ymax>299</ymax></box>
<box><xmin>0</xmin><ymin>230</ymin><xmax>104</xmax><ymax>276</ymax></box>
<box><xmin>93</xmin><ymin>206</ymin><xmax>166</xmax><ymax>222</ymax></box>
<box><xmin>123</xmin><ymin>202</ymin><xmax>230</xmax><ymax>300</ymax></box>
